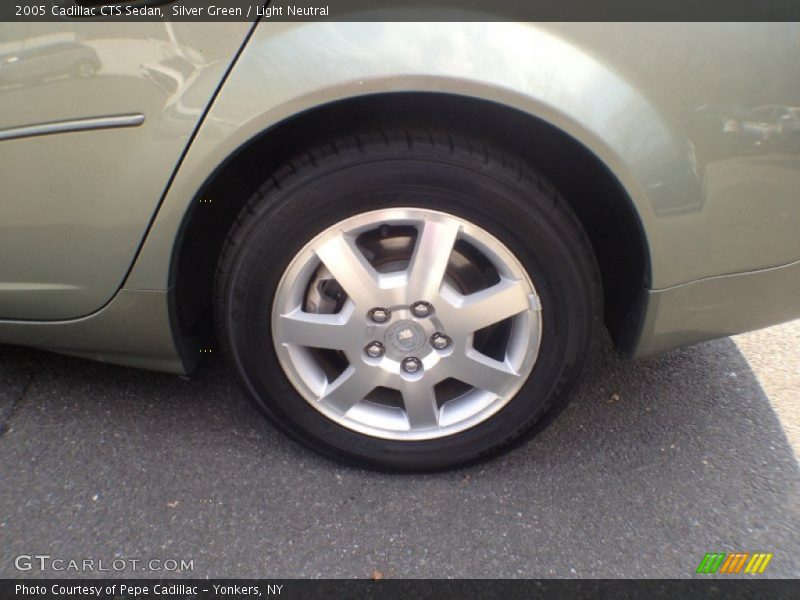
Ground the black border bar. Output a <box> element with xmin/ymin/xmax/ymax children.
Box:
<box><xmin>3</xmin><ymin>0</ymin><xmax>800</xmax><ymax>22</ymax></box>
<box><xmin>2</xmin><ymin>579</ymin><xmax>799</xmax><ymax>600</ymax></box>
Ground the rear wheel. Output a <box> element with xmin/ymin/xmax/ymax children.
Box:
<box><xmin>215</xmin><ymin>128</ymin><xmax>601</xmax><ymax>470</ymax></box>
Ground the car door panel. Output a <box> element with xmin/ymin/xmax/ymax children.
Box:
<box><xmin>0</xmin><ymin>21</ymin><xmax>253</xmax><ymax>320</ymax></box>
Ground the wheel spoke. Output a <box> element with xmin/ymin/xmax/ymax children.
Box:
<box><xmin>448</xmin><ymin>349</ymin><xmax>519</xmax><ymax>395</ymax></box>
<box><xmin>277</xmin><ymin>305</ymin><xmax>353</xmax><ymax>351</ymax></box>
<box><xmin>445</xmin><ymin>278</ymin><xmax>533</xmax><ymax>334</ymax></box>
<box><xmin>406</xmin><ymin>219</ymin><xmax>460</xmax><ymax>301</ymax></box>
<box><xmin>401</xmin><ymin>380</ymin><xmax>440</xmax><ymax>429</ymax></box>
<box><xmin>315</xmin><ymin>233</ymin><xmax>380</xmax><ymax>307</ymax></box>
<box><xmin>319</xmin><ymin>366</ymin><xmax>375</xmax><ymax>415</ymax></box>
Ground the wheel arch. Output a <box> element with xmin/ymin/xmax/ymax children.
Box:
<box><xmin>168</xmin><ymin>92</ymin><xmax>651</xmax><ymax>368</ymax></box>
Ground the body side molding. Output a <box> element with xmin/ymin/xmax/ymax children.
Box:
<box><xmin>0</xmin><ymin>114</ymin><xmax>145</xmax><ymax>142</ymax></box>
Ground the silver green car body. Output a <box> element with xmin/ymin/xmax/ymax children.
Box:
<box><xmin>0</xmin><ymin>21</ymin><xmax>799</xmax><ymax>373</ymax></box>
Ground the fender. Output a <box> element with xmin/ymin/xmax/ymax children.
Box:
<box><xmin>124</xmin><ymin>21</ymin><xmax>705</xmax><ymax>293</ymax></box>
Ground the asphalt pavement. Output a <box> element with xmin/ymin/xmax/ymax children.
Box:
<box><xmin>1</xmin><ymin>321</ymin><xmax>798</xmax><ymax>578</ymax></box>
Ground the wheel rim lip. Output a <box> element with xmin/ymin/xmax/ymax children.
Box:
<box><xmin>271</xmin><ymin>207</ymin><xmax>543</xmax><ymax>441</ymax></box>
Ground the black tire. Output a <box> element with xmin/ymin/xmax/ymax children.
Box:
<box><xmin>215</xmin><ymin>128</ymin><xmax>601</xmax><ymax>471</ymax></box>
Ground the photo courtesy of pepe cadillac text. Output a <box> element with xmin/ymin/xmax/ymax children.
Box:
<box><xmin>11</xmin><ymin>583</ymin><xmax>276</xmax><ymax>598</ymax></box>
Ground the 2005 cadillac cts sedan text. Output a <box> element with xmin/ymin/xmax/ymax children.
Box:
<box><xmin>1</xmin><ymin>20</ymin><xmax>799</xmax><ymax>470</ymax></box>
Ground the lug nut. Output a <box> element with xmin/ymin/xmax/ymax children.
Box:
<box><xmin>369</xmin><ymin>308</ymin><xmax>390</xmax><ymax>323</ymax></box>
<box><xmin>401</xmin><ymin>357</ymin><xmax>422</xmax><ymax>374</ymax></box>
<box><xmin>365</xmin><ymin>341</ymin><xmax>385</xmax><ymax>358</ymax></box>
<box><xmin>431</xmin><ymin>333</ymin><xmax>451</xmax><ymax>350</ymax></box>
<box><xmin>410</xmin><ymin>301</ymin><xmax>433</xmax><ymax>318</ymax></box>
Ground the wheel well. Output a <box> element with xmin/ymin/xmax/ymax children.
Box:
<box><xmin>173</xmin><ymin>93</ymin><xmax>650</xmax><ymax>362</ymax></box>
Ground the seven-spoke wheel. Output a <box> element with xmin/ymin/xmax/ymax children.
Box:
<box><xmin>272</xmin><ymin>208</ymin><xmax>542</xmax><ymax>440</ymax></box>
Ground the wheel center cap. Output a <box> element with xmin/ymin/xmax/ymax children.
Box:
<box><xmin>385</xmin><ymin>320</ymin><xmax>426</xmax><ymax>355</ymax></box>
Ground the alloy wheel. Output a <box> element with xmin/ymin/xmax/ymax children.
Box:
<box><xmin>271</xmin><ymin>208</ymin><xmax>543</xmax><ymax>441</ymax></box>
